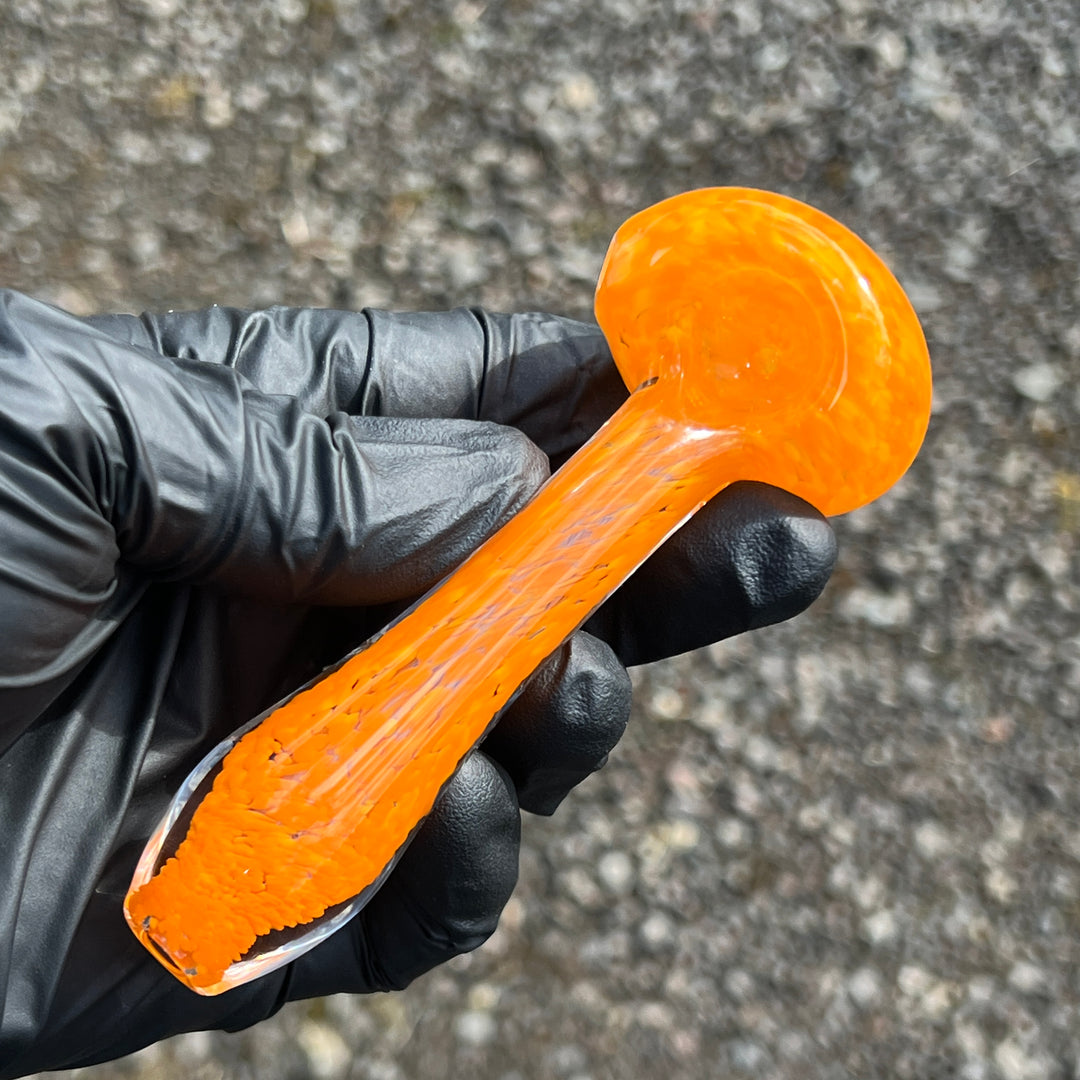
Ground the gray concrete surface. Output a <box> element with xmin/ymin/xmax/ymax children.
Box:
<box><xmin>2</xmin><ymin>0</ymin><xmax>1079</xmax><ymax>1077</ymax></box>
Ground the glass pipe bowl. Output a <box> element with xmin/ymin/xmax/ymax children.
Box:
<box><xmin>595</xmin><ymin>187</ymin><xmax>932</xmax><ymax>516</ymax></box>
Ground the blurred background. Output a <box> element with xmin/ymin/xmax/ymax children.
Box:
<box><xmin>2</xmin><ymin>0</ymin><xmax>1078</xmax><ymax>1077</ymax></box>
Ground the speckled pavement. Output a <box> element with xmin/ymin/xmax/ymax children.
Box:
<box><xmin>2</xmin><ymin>1</ymin><xmax>1078</xmax><ymax>1078</ymax></box>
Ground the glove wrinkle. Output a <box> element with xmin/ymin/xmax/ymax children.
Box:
<box><xmin>87</xmin><ymin>303</ymin><xmax>624</xmax><ymax>466</ymax></box>
<box><xmin>468</xmin><ymin>305</ymin><xmax>494</xmax><ymax>422</ymax></box>
<box><xmin>0</xmin><ymin>592</ymin><xmax>185</xmax><ymax>1075</ymax></box>
<box><xmin>474</xmin><ymin>311</ymin><xmax>628</xmax><ymax>467</ymax></box>
<box><xmin>92</xmin><ymin>305</ymin><xmax>371</xmax><ymax>419</ymax></box>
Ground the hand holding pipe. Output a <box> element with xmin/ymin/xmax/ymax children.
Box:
<box><xmin>125</xmin><ymin>187</ymin><xmax>932</xmax><ymax>994</ymax></box>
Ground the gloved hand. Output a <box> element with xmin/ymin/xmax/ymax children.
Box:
<box><xmin>0</xmin><ymin>289</ymin><xmax>835</xmax><ymax>1077</ymax></box>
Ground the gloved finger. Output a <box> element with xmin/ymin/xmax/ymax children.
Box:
<box><xmin>84</xmin><ymin>306</ymin><xmax>624</xmax><ymax>465</ymax></box>
<box><xmin>286</xmin><ymin>751</ymin><xmax>520</xmax><ymax>998</ymax></box>
<box><xmin>131</xmin><ymin>403</ymin><xmax>549</xmax><ymax>605</ymax></box>
<box><xmin>481</xmin><ymin>631</ymin><xmax>631</xmax><ymax>816</ymax></box>
<box><xmin>587</xmin><ymin>481</ymin><xmax>838</xmax><ymax>667</ymax></box>
<box><xmin>4</xmin><ymin>294</ymin><xmax>549</xmax><ymax>606</ymax></box>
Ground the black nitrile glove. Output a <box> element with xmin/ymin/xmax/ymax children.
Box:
<box><xmin>0</xmin><ymin>289</ymin><xmax>835</xmax><ymax>1077</ymax></box>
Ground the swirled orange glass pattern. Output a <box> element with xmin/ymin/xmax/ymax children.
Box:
<box><xmin>125</xmin><ymin>188</ymin><xmax>931</xmax><ymax>993</ymax></box>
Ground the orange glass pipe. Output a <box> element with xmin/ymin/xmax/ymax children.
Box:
<box><xmin>125</xmin><ymin>187</ymin><xmax>931</xmax><ymax>994</ymax></box>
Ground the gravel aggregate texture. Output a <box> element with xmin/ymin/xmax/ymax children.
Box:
<box><xmin>2</xmin><ymin>0</ymin><xmax>1079</xmax><ymax>1078</ymax></box>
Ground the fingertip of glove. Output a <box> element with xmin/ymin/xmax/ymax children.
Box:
<box><xmin>435</xmin><ymin>751</ymin><xmax>521</xmax><ymax>839</ymax></box>
<box><xmin>410</xmin><ymin>753</ymin><xmax>521</xmax><ymax>953</ymax></box>
<box><xmin>724</xmin><ymin>482</ymin><xmax>838</xmax><ymax>630</ymax></box>
<box><xmin>460</xmin><ymin>420</ymin><xmax>549</xmax><ymax>509</ymax></box>
<box><xmin>499</xmin><ymin>426</ymin><xmax>551</xmax><ymax>510</ymax></box>
<box><xmin>487</xmin><ymin>632</ymin><xmax>630</xmax><ymax>817</ymax></box>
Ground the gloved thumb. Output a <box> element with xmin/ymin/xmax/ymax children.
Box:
<box><xmin>114</xmin><ymin>363</ymin><xmax>551</xmax><ymax>605</ymax></box>
<box><xmin>1</xmin><ymin>292</ymin><xmax>550</xmax><ymax>610</ymax></box>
